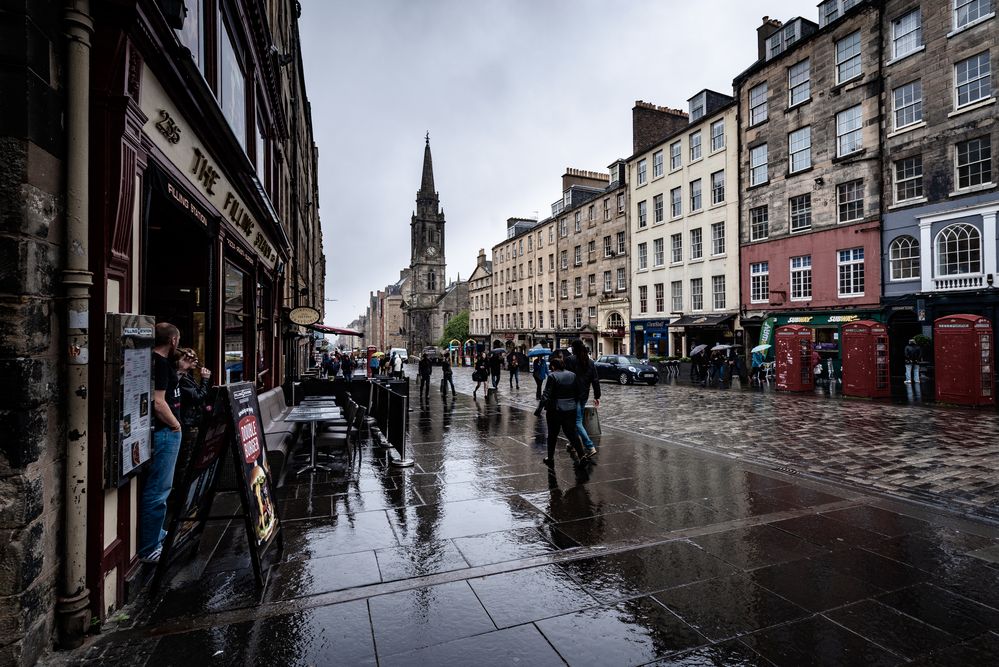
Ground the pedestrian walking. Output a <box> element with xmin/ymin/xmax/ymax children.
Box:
<box><xmin>418</xmin><ymin>353</ymin><xmax>433</xmax><ymax>398</ymax></box>
<box><xmin>369</xmin><ymin>353</ymin><xmax>380</xmax><ymax>378</ymax></box>
<box><xmin>532</xmin><ymin>353</ymin><xmax>549</xmax><ymax>401</ymax></box>
<box><xmin>139</xmin><ymin>322</ymin><xmax>183</xmax><ymax>564</ymax></box>
<box><xmin>441</xmin><ymin>357</ymin><xmax>456</xmax><ymax>397</ymax></box>
<box><xmin>535</xmin><ymin>356</ymin><xmax>586</xmax><ymax>467</ymax></box>
<box><xmin>904</xmin><ymin>338</ymin><xmax>922</xmax><ymax>383</ymax></box>
<box><xmin>507</xmin><ymin>348</ymin><xmax>520</xmax><ymax>389</ymax></box>
<box><xmin>472</xmin><ymin>353</ymin><xmax>489</xmax><ymax>399</ymax></box>
<box><xmin>342</xmin><ymin>353</ymin><xmax>354</xmax><ymax>384</ymax></box>
<box><xmin>566</xmin><ymin>339</ymin><xmax>600</xmax><ymax>457</ymax></box>
<box><xmin>488</xmin><ymin>348</ymin><xmax>503</xmax><ymax>389</ymax></box>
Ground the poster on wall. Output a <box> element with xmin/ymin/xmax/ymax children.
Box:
<box><xmin>105</xmin><ymin>314</ymin><xmax>156</xmax><ymax>487</ymax></box>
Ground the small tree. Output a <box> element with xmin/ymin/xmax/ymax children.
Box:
<box><xmin>438</xmin><ymin>310</ymin><xmax>469</xmax><ymax>348</ymax></box>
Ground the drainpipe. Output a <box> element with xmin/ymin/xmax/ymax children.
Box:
<box><xmin>56</xmin><ymin>0</ymin><xmax>93</xmax><ymax>648</ymax></box>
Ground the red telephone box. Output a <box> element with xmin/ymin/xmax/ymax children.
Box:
<box><xmin>841</xmin><ymin>320</ymin><xmax>890</xmax><ymax>398</ymax></box>
<box><xmin>366</xmin><ymin>345</ymin><xmax>377</xmax><ymax>378</ymax></box>
<box><xmin>934</xmin><ymin>315</ymin><xmax>994</xmax><ymax>406</ymax></box>
<box><xmin>775</xmin><ymin>325</ymin><xmax>814</xmax><ymax>392</ymax></box>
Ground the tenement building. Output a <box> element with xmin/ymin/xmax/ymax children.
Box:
<box><xmin>879</xmin><ymin>0</ymin><xmax>999</xmax><ymax>357</ymax></box>
<box><xmin>628</xmin><ymin>93</ymin><xmax>742</xmax><ymax>358</ymax></box>
<box><xmin>468</xmin><ymin>249</ymin><xmax>494</xmax><ymax>346</ymax></box>
<box><xmin>491</xmin><ymin>216</ymin><xmax>548</xmax><ymax>349</ymax></box>
<box><xmin>736</xmin><ymin>3</ymin><xmax>884</xmax><ymax>379</ymax></box>
<box><xmin>0</xmin><ymin>0</ymin><xmax>324</xmax><ymax>659</ymax></box>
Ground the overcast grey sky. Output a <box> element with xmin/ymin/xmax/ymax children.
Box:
<box><xmin>301</xmin><ymin>0</ymin><xmax>805</xmax><ymax>326</ymax></box>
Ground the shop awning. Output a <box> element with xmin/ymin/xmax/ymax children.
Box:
<box><xmin>670</xmin><ymin>314</ymin><xmax>735</xmax><ymax>328</ymax></box>
<box><xmin>307</xmin><ymin>324</ymin><xmax>363</xmax><ymax>336</ymax></box>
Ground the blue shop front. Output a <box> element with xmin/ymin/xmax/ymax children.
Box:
<box><xmin>630</xmin><ymin>319</ymin><xmax>670</xmax><ymax>359</ymax></box>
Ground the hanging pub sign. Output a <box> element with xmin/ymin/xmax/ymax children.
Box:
<box><xmin>104</xmin><ymin>314</ymin><xmax>155</xmax><ymax>487</ymax></box>
<box><xmin>151</xmin><ymin>382</ymin><xmax>282</xmax><ymax>592</ymax></box>
<box><xmin>288</xmin><ymin>306</ymin><xmax>321</xmax><ymax>326</ymax></box>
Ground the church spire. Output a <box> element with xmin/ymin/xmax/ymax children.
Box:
<box><xmin>419</xmin><ymin>132</ymin><xmax>435</xmax><ymax>198</ymax></box>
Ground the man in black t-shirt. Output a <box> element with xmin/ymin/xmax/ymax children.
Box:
<box><xmin>139</xmin><ymin>322</ymin><xmax>183</xmax><ymax>563</ymax></box>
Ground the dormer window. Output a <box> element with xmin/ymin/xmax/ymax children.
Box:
<box><xmin>689</xmin><ymin>92</ymin><xmax>707</xmax><ymax>121</ymax></box>
<box><xmin>766</xmin><ymin>20</ymin><xmax>801</xmax><ymax>59</ymax></box>
<box><xmin>819</xmin><ymin>0</ymin><xmax>862</xmax><ymax>27</ymax></box>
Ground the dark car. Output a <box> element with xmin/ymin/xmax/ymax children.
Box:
<box><xmin>594</xmin><ymin>355</ymin><xmax>659</xmax><ymax>385</ymax></box>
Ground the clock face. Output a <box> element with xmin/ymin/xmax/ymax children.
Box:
<box><xmin>426</xmin><ymin>245</ymin><xmax>438</xmax><ymax>257</ymax></box>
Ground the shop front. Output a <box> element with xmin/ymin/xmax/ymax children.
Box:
<box><xmin>630</xmin><ymin>319</ymin><xmax>670</xmax><ymax>359</ymax></box>
<box><xmin>668</xmin><ymin>314</ymin><xmax>738</xmax><ymax>357</ymax></box>
<box><xmin>773</xmin><ymin>311</ymin><xmax>882</xmax><ymax>382</ymax></box>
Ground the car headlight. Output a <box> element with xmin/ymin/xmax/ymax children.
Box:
<box><xmin>628</xmin><ymin>366</ymin><xmax>637</xmax><ymax>373</ymax></box>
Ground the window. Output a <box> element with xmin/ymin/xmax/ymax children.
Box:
<box><xmin>669</xmin><ymin>282</ymin><xmax>680</xmax><ymax>312</ymax></box>
<box><xmin>587</xmin><ymin>239</ymin><xmax>596</xmax><ymax>261</ymax></box>
<box><xmin>690</xmin><ymin>278</ymin><xmax>703</xmax><ymax>311</ymax></box>
<box><xmin>638</xmin><ymin>242</ymin><xmax>648</xmax><ymax>270</ymax></box>
<box><xmin>574</xmin><ymin>276</ymin><xmax>582</xmax><ymax>297</ymax></box>
<box><xmin>838</xmin><ymin>248</ymin><xmax>865</xmax><ymax>296</ymax></box>
<box><xmin>549</xmin><ymin>254</ymin><xmax>554</xmax><ymax>272</ymax></box>
<box><xmin>670</xmin><ymin>187</ymin><xmax>682</xmax><ymax>217</ymax></box>
<box><xmin>789</xmin><ymin>126</ymin><xmax>812</xmax><ymax>172</ymax></box>
<box><xmin>560</xmin><ymin>219</ymin><xmax>567</xmax><ymax>236</ymax></box>
<box><xmin>574</xmin><ymin>308</ymin><xmax>582</xmax><ymax>328</ymax></box>
<box><xmin>789</xmin><ymin>194</ymin><xmax>812</xmax><ymax>232</ymax></box>
<box><xmin>219</xmin><ymin>21</ymin><xmax>247</xmax><ymax>150</ymax></box>
<box><xmin>177</xmin><ymin>0</ymin><xmax>204</xmax><ymax>69</ymax></box>
<box><xmin>750</xmin><ymin>206</ymin><xmax>769</xmax><ymax>241</ymax></box>
<box><xmin>653</xmin><ymin>283</ymin><xmax>665</xmax><ymax>312</ymax></box>
<box><xmin>750</xmin><ymin>144</ymin><xmax>768</xmax><ymax>186</ymax></box>
<box><xmin>957</xmin><ymin>137</ymin><xmax>992</xmax><ymax>188</ymax></box>
<box><xmin>549</xmin><ymin>282</ymin><xmax>554</xmax><ymax>299</ymax></box>
<box><xmin>955</xmin><ymin>52</ymin><xmax>991</xmax><ymax>108</ymax></box>
<box><xmin>837</xmin><ymin>180</ymin><xmax>864</xmax><ymax>222</ymax></box>
<box><xmin>617</xmin><ymin>268</ymin><xmax>627</xmax><ymax>291</ymax></box>
<box><xmin>528</xmin><ymin>311</ymin><xmax>534</xmax><ymax>327</ymax></box>
<box><xmin>603</xmin><ymin>198</ymin><xmax>611</xmax><ymax>221</ymax></box>
<box><xmin>562</xmin><ymin>310</ymin><xmax>569</xmax><ymax>328</ymax></box>
<box><xmin>637</xmin><ymin>200</ymin><xmax>647</xmax><ymax>228</ymax></box>
<box><xmin>639</xmin><ymin>285</ymin><xmax>648</xmax><ymax>313</ymax></box>
<box><xmin>750</xmin><ymin>262</ymin><xmax>769</xmax><ymax>303</ymax></box>
<box><xmin>690</xmin><ymin>228</ymin><xmax>703</xmax><ymax>260</ymax></box>
<box><xmin>588</xmin><ymin>274</ymin><xmax>596</xmax><ymax>293</ymax></box>
<box><xmin>617</xmin><ymin>231</ymin><xmax>626</xmax><ymax>255</ymax></box>
<box><xmin>575</xmin><ymin>212</ymin><xmax>582</xmax><ymax>232</ymax></box>
<box><xmin>937</xmin><ymin>223</ymin><xmax>982</xmax><ymax>275</ymax></box>
<box><xmin>652</xmin><ymin>150</ymin><xmax>664</xmax><ymax>178</ymax></box>
<box><xmin>637</xmin><ymin>159</ymin><xmax>647</xmax><ymax>185</ymax></box>
<box><xmin>603</xmin><ymin>236</ymin><xmax>612</xmax><ymax>258</ymax></box>
<box><xmin>656</xmin><ymin>237</ymin><xmax>667</xmax><ymax>266</ymax></box>
<box><xmin>588</xmin><ymin>306</ymin><xmax>596</xmax><ymax>319</ymax></box>
<box><xmin>690</xmin><ymin>92</ymin><xmax>706</xmax><ymax>120</ymax></box>
<box><xmin>893</xmin><ymin>81</ymin><xmax>923</xmax><ymax>129</ymax></box>
<box><xmin>588</xmin><ymin>205</ymin><xmax>595</xmax><ymax>222</ymax></box>
<box><xmin>790</xmin><ymin>255</ymin><xmax>812</xmax><ymax>300</ymax></box>
<box><xmin>603</xmin><ymin>271</ymin><xmax>612</xmax><ymax>292</ymax></box>
<box><xmin>712</xmin><ymin>275</ymin><xmax>726</xmax><ymax>310</ymax></box>
<box><xmin>574</xmin><ymin>245</ymin><xmax>582</xmax><ymax>266</ymax></box>
<box><xmin>669</xmin><ymin>141</ymin><xmax>682</xmax><ymax>170</ymax></box>
<box><xmin>836</xmin><ymin>106</ymin><xmax>863</xmax><ymax>156</ymax></box>
<box><xmin>653</xmin><ymin>194</ymin><xmax>664</xmax><ymax>223</ymax></box>
<box><xmin>954</xmin><ymin>0</ymin><xmax>993</xmax><ymax>30</ymax></box>
<box><xmin>560</xmin><ymin>280</ymin><xmax>568</xmax><ymax>298</ymax></box>
<box><xmin>710</xmin><ymin>120</ymin><xmax>725</xmax><ymax>151</ymax></box>
<box><xmin>836</xmin><ymin>31</ymin><xmax>862</xmax><ymax>84</ymax></box>
<box><xmin>895</xmin><ymin>156</ymin><xmax>924</xmax><ymax>201</ymax></box>
<box><xmin>711</xmin><ymin>171</ymin><xmax>725</xmax><ymax>204</ymax></box>
<box><xmin>889</xmin><ymin>235</ymin><xmax>920</xmax><ymax>280</ymax></box>
<box><xmin>689</xmin><ymin>131</ymin><xmax>702</xmax><ymax>161</ymax></box>
<box><xmin>668</xmin><ymin>235</ymin><xmax>679</xmax><ymax>264</ymax></box>
<box><xmin>788</xmin><ymin>59</ymin><xmax>811</xmax><ymax>106</ymax></box>
<box><xmin>560</xmin><ymin>250</ymin><xmax>568</xmax><ymax>269</ymax></box>
<box><xmin>749</xmin><ymin>83</ymin><xmax>768</xmax><ymax>125</ymax></box>
<box><xmin>617</xmin><ymin>193</ymin><xmax>625</xmax><ymax>213</ymax></box>
<box><xmin>892</xmin><ymin>10</ymin><xmax>922</xmax><ymax>59</ymax></box>
<box><xmin>711</xmin><ymin>222</ymin><xmax>725</xmax><ymax>256</ymax></box>
<box><xmin>690</xmin><ymin>179</ymin><xmax>702</xmax><ymax>211</ymax></box>
<box><xmin>549</xmin><ymin>227</ymin><xmax>554</xmax><ymax>244</ymax></box>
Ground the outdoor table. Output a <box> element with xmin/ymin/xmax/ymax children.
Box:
<box><xmin>284</xmin><ymin>405</ymin><xmax>344</xmax><ymax>474</ymax></box>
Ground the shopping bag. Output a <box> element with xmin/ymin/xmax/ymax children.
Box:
<box><xmin>583</xmin><ymin>406</ymin><xmax>601</xmax><ymax>436</ymax></box>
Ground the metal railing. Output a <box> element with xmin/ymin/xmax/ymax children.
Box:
<box><xmin>368</xmin><ymin>377</ymin><xmax>413</xmax><ymax>467</ymax></box>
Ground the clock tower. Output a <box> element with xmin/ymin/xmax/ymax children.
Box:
<box><xmin>407</xmin><ymin>134</ymin><xmax>447</xmax><ymax>351</ymax></box>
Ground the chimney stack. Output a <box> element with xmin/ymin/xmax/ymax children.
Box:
<box><xmin>757</xmin><ymin>16</ymin><xmax>783</xmax><ymax>60</ymax></box>
<box><xmin>632</xmin><ymin>101</ymin><xmax>689</xmax><ymax>155</ymax></box>
<box><xmin>477</xmin><ymin>248</ymin><xmax>487</xmax><ymax>268</ymax></box>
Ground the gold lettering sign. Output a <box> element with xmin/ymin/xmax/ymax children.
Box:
<box><xmin>155</xmin><ymin>109</ymin><xmax>182</xmax><ymax>144</ymax></box>
<box><xmin>190</xmin><ymin>148</ymin><xmax>220</xmax><ymax>195</ymax></box>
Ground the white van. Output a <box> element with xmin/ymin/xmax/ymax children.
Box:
<box><xmin>389</xmin><ymin>348</ymin><xmax>409</xmax><ymax>364</ymax></box>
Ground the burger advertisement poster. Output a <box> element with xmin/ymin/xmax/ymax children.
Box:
<box><xmin>229</xmin><ymin>385</ymin><xmax>278</xmax><ymax>547</ymax></box>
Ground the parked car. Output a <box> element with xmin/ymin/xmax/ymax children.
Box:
<box><xmin>594</xmin><ymin>355</ymin><xmax>660</xmax><ymax>385</ymax></box>
<box><xmin>422</xmin><ymin>346</ymin><xmax>443</xmax><ymax>364</ymax></box>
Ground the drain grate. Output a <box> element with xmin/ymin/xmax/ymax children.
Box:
<box><xmin>772</xmin><ymin>465</ymin><xmax>800</xmax><ymax>475</ymax></box>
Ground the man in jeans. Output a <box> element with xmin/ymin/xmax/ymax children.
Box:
<box><xmin>904</xmin><ymin>338</ymin><xmax>922</xmax><ymax>383</ymax></box>
<box><xmin>139</xmin><ymin>322</ymin><xmax>183</xmax><ymax>563</ymax></box>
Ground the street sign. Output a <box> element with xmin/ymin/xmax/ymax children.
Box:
<box><xmin>288</xmin><ymin>306</ymin><xmax>320</xmax><ymax>326</ymax></box>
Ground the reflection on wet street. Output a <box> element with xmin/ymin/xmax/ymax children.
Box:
<box><xmin>75</xmin><ymin>377</ymin><xmax>999</xmax><ymax>665</ymax></box>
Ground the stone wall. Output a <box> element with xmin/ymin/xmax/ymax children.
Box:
<box><xmin>0</xmin><ymin>3</ymin><xmax>67</xmax><ymax>663</ymax></box>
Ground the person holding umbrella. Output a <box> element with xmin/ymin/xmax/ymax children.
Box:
<box><xmin>488</xmin><ymin>346</ymin><xmax>504</xmax><ymax>389</ymax></box>
<box><xmin>472</xmin><ymin>352</ymin><xmax>489</xmax><ymax>399</ymax></box>
<box><xmin>529</xmin><ymin>345</ymin><xmax>550</xmax><ymax>400</ymax></box>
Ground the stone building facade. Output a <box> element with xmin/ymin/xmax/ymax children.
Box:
<box><xmin>736</xmin><ymin>2</ymin><xmax>884</xmax><ymax>363</ymax></box>
<box><xmin>468</xmin><ymin>249</ymin><xmax>493</xmax><ymax>343</ymax></box>
<box><xmin>628</xmin><ymin>94</ymin><xmax>742</xmax><ymax>358</ymax></box>
<box><xmin>878</xmin><ymin>0</ymin><xmax>999</xmax><ymax>360</ymax></box>
<box><xmin>0</xmin><ymin>0</ymin><xmax>324</xmax><ymax>660</ymax></box>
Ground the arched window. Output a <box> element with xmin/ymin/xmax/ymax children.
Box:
<box><xmin>888</xmin><ymin>235</ymin><xmax>920</xmax><ymax>281</ymax></box>
<box><xmin>935</xmin><ymin>223</ymin><xmax>981</xmax><ymax>276</ymax></box>
<box><xmin>607</xmin><ymin>312</ymin><xmax>624</xmax><ymax>329</ymax></box>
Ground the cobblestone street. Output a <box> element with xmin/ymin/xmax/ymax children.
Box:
<box><xmin>66</xmin><ymin>371</ymin><xmax>999</xmax><ymax>666</ymax></box>
<box><xmin>449</xmin><ymin>368</ymin><xmax>999</xmax><ymax>524</ymax></box>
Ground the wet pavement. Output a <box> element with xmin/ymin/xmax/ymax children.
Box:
<box><xmin>61</xmin><ymin>370</ymin><xmax>999</xmax><ymax>666</ymax></box>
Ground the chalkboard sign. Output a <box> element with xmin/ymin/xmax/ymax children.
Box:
<box><xmin>152</xmin><ymin>382</ymin><xmax>281</xmax><ymax>592</ymax></box>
